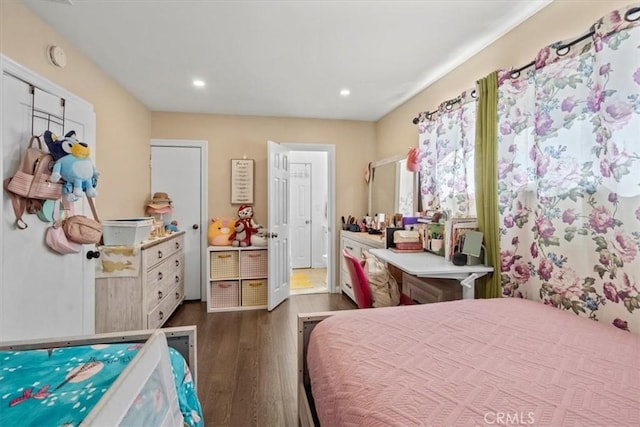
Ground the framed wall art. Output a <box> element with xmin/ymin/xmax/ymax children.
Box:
<box><xmin>231</xmin><ymin>159</ymin><xmax>254</xmax><ymax>204</ymax></box>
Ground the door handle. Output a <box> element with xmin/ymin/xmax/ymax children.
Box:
<box><xmin>86</xmin><ymin>250</ymin><xmax>100</xmax><ymax>260</ymax></box>
<box><xmin>192</xmin><ymin>224</ymin><xmax>199</xmax><ymax>230</ymax></box>
<box><xmin>305</xmin><ymin>220</ymin><xmax>310</xmax><ymax>224</ymax></box>
<box><xmin>270</xmin><ymin>232</ymin><xmax>278</xmax><ymax>238</ymax></box>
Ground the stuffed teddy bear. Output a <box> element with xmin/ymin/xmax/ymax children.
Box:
<box><xmin>49</xmin><ymin>132</ymin><xmax>99</xmax><ymax>201</ymax></box>
<box><xmin>232</xmin><ymin>205</ymin><xmax>261</xmax><ymax>247</ymax></box>
<box><xmin>208</xmin><ymin>217</ymin><xmax>236</xmax><ymax>246</ymax></box>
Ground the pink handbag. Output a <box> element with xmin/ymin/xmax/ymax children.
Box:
<box><xmin>45</xmin><ymin>201</ymin><xmax>82</xmax><ymax>255</ymax></box>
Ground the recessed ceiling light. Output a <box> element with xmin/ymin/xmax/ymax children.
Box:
<box><xmin>193</xmin><ymin>79</ymin><xmax>206</xmax><ymax>88</ymax></box>
<box><xmin>339</xmin><ymin>88</ymin><xmax>351</xmax><ymax>97</ymax></box>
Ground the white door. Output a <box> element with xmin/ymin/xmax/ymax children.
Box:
<box><xmin>1</xmin><ymin>59</ymin><xmax>96</xmax><ymax>341</ymax></box>
<box><xmin>150</xmin><ymin>140</ymin><xmax>207</xmax><ymax>301</ymax></box>
<box><xmin>291</xmin><ymin>162</ymin><xmax>311</xmax><ymax>268</ymax></box>
<box><xmin>267</xmin><ymin>140</ymin><xmax>290</xmax><ymax>310</ymax></box>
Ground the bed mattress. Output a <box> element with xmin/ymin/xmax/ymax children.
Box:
<box><xmin>307</xmin><ymin>298</ymin><xmax>640</xmax><ymax>426</ymax></box>
<box><xmin>0</xmin><ymin>342</ymin><xmax>202</xmax><ymax>426</ymax></box>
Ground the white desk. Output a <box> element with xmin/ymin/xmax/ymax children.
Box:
<box><xmin>369</xmin><ymin>249</ymin><xmax>494</xmax><ymax>300</ymax></box>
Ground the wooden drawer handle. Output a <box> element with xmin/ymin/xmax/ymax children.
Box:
<box><xmin>157</xmin><ymin>250</ymin><xmax>164</xmax><ymax>259</ymax></box>
<box><xmin>175</xmin><ymin>259</ymin><xmax>180</xmax><ymax>267</ymax></box>
<box><xmin>219</xmin><ymin>283</ymin><xmax>232</xmax><ymax>289</ymax></box>
<box><xmin>248</xmin><ymin>253</ymin><xmax>261</xmax><ymax>258</ymax></box>
<box><xmin>158</xmin><ymin>290</ymin><xmax>163</xmax><ymax>300</ymax></box>
<box><xmin>159</xmin><ymin>311</ymin><xmax>164</xmax><ymax>320</ymax></box>
<box><xmin>158</xmin><ymin>272</ymin><xmax>163</xmax><ymax>280</ymax></box>
<box><xmin>217</xmin><ymin>254</ymin><xmax>232</xmax><ymax>259</ymax></box>
<box><xmin>249</xmin><ymin>282</ymin><xmax>263</xmax><ymax>288</ymax></box>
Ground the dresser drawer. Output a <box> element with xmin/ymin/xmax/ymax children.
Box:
<box><xmin>146</xmin><ymin>252</ymin><xmax>182</xmax><ymax>312</ymax></box>
<box><xmin>147</xmin><ymin>293</ymin><xmax>177</xmax><ymax>329</ymax></box>
<box><xmin>143</xmin><ymin>234</ymin><xmax>184</xmax><ymax>269</ymax></box>
<box><xmin>403</xmin><ymin>273</ymin><xmax>461</xmax><ymax>304</ymax></box>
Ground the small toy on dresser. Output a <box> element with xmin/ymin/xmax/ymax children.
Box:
<box><xmin>232</xmin><ymin>205</ymin><xmax>262</xmax><ymax>247</ymax></box>
<box><xmin>45</xmin><ymin>130</ymin><xmax>99</xmax><ymax>201</ymax></box>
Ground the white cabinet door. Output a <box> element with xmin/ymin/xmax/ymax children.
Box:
<box><xmin>1</xmin><ymin>58</ymin><xmax>96</xmax><ymax>341</ymax></box>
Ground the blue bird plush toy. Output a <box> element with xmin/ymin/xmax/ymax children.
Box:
<box><xmin>49</xmin><ymin>132</ymin><xmax>99</xmax><ymax>201</ymax></box>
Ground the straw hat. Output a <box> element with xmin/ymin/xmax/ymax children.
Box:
<box><xmin>147</xmin><ymin>192</ymin><xmax>172</xmax><ymax>209</ymax></box>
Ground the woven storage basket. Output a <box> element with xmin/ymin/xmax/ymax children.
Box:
<box><xmin>241</xmin><ymin>279</ymin><xmax>267</xmax><ymax>306</ymax></box>
<box><xmin>240</xmin><ymin>250</ymin><xmax>268</xmax><ymax>277</ymax></box>
<box><xmin>210</xmin><ymin>281</ymin><xmax>240</xmax><ymax>308</ymax></box>
<box><xmin>210</xmin><ymin>251</ymin><xmax>239</xmax><ymax>279</ymax></box>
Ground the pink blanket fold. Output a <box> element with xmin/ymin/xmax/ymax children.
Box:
<box><xmin>307</xmin><ymin>298</ymin><xmax>640</xmax><ymax>426</ymax></box>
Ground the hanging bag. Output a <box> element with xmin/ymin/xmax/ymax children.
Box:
<box><xmin>63</xmin><ymin>197</ymin><xmax>102</xmax><ymax>244</ymax></box>
<box><xmin>45</xmin><ymin>200</ymin><xmax>82</xmax><ymax>255</ymax></box>
<box><xmin>3</xmin><ymin>135</ymin><xmax>63</xmax><ymax>229</ymax></box>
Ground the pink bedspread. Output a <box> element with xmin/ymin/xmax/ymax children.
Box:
<box><xmin>307</xmin><ymin>298</ymin><xmax>640</xmax><ymax>426</ymax></box>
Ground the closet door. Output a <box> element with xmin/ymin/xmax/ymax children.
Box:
<box><xmin>1</xmin><ymin>60</ymin><xmax>96</xmax><ymax>341</ymax></box>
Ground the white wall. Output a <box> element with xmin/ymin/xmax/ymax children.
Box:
<box><xmin>290</xmin><ymin>150</ymin><xmax>328</xmax><ymax>268</ymax></box>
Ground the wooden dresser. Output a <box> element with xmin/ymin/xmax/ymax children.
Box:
<box><xmin>95</xmin><ymin>232</ymin><xmax>185</xmax><ymax>332</ymax></box>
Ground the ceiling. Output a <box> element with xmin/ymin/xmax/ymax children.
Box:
<box><xmin>23</xmin><ymin>0</ymin><xmax>552</xmax><ymax>121</ymax></box>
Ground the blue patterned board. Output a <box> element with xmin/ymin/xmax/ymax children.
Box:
<box><xmin>0</xmin><ymin>342</ymin><xmax>203</xmax><ymax>426</ymax></box>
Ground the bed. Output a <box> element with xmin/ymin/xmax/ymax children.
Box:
<box><xmin>0</xmin><ymin>326</ymin><xmax>203</xmax><ymax>426</ymax></box>
<box><xmin>298</xmin><ymin>298</ymin><xmax>640</xmax><ymax>426</ymax></box>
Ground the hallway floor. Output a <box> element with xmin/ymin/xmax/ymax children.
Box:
<box><xmin>290</xmin><ymin>267</ymin><xmax>328</xmax><ymax>295</ymax></box>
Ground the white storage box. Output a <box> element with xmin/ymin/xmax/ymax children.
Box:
<box><xmin>102</xmin><ymin>217</ymin><xmax>154</xmax><ymax>246</ymax></box>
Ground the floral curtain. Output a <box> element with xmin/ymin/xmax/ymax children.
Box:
<box><xmin>497</xmin><ymin>5</ymin><xmax>640</xmax><ymax>332</ymax></box>
<box><xmin>418</xmin><ymin>90</ymin><xmax>477</xmax><ymax>218</ymax></box>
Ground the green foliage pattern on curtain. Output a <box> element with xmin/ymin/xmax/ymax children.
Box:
<box><xmin>497</xmin><ymin>5</ymin><xmax>640</xmax><ymax>332</ymax></box>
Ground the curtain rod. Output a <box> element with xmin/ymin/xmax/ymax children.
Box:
<box><xmin>411</xmin><ymin>5</ymin><xmax>640</xmax><ymax>126</ymax></box>
<box><xmin>412</xmin><ymin>89</ymin><xmax>476</xmax><ymax>125</ymax></box>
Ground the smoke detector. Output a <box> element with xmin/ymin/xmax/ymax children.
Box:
<box><xmin>47</xmin><ymin>45</ymin><xmax>67</xmax><ymax>68</ymax></box>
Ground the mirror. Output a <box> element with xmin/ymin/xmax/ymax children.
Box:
<box><xmin>368</xmin><ymin>155</ymin><xmax>417</xmax><ymax>219</ymax></box>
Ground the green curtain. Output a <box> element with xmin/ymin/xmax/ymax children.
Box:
<box><xmin>474</xmin><ymin>72</ymin><xmax>501</xmax><ymax>298</ymax></box>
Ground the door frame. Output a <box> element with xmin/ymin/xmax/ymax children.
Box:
<box><xmin>283</xmin><ymin>143</ymin><xmax>336</xmax><ymax>293</ymax></box>
<box><xmin>150</xmin><ymin>139</ymin><xmax>208</xmax><ymax>301</ymax></box>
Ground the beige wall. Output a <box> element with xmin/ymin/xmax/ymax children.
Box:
<box><xmin>376</xmin><ymin>0</ymin><xmax>633</xmax><ymax>160</ymax></box>
<box><xmin>151</xmin><ymin>113</ymin><xmax>375</xmax><ymax>223</ymax></box>
<box><xmin>1</xmin><ymin>0</ymin><xmax>151</xmax><ymax>219</ymax></box>
<box><xmin>1</xmin><ymin>0</ymin><xmax>632</xmax><ymax>263</ymax></box>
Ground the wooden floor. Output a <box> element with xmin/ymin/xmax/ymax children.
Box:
<box><xmin>164</xmin><ymin>293</ymin><xmax>356</xmax><ymax>426</ymax></box>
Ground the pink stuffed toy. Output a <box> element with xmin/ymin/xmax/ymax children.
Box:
<box><xmin>232</xmin><ymin>205</ymin><xmax>261</xmax><ymax>247</ymax></box>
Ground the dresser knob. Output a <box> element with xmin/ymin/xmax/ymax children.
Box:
<box><xmin>175</xmin><ymin>275</ymin><xmax>179</xmax><ymax>283</ymax></box>
<box><xmin>159</xmin><ymin>311</ymin><xmax>164</xmax><ymax>320</ymax></box>
<box><xmin>158</xmin><ymin>272</ymin><xmax>163</xmax><ymax>280</ymax></box>
<box><xmin>175</xmin><ymin>292</ymin><xmax>180</xmax><ymax>300</ymax></box>
<box><xmin>175</xmin><ymin>259</ymin><xmax>179</xmax><ymax>267</ymax></box>
<box><xmin>158</xmin><ymin>250</ymin><xmax>163</xmax><ymax>259</ymax></box>
<box><xmin>175</xmin><ymin>242</ymin><xmax>180</xmax><ymax>249</ymax></box>
<box><xmin>158</xmin><ymin>291</ymin><xmax>163</xmax><ymax>300</ymax></box>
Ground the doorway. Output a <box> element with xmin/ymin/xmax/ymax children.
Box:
<box><xmin>286</xmin><ymin>146</ymin><xmax>332</xmax><ymax>296</ymax></box>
